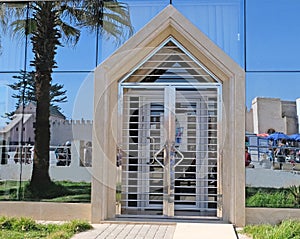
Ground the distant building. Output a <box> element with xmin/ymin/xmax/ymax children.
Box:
<box><xmin>0</xmin><ymin>102</ymin><xmax>92</xmax><ymax>145</ymax></box>
<box><xmin>246</xmin><ymin>97</ymin><xmax>299</xmax><ymax>134</ymax></box>
<box><xmin>2</xmin><ymin>97</ymin><xmax>299</xmax><ymax>146</ymax></box>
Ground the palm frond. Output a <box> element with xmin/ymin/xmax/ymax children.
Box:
<box><xmin>56</xmin><ymin>18</ymin><xmax>81</xmax><ymax>46</ymax></box>
<box><xmin>100</xmin><ymin>19</ymin><xmax>123</xmax><ymax>43</ymax></box>
<box><xmin>77</xmin><ymin>0</ymin><xmax>133</xmax><ymax>43</ymax></box>
<box><xmin>10</xmin><ymin>19</ymin><xmax>26</xmax><ymax>37</ymax></box>
<box><xmin>1</xmin><ymin>0</ymin><xmax>133</xmax><ymax>47</ymax></box>
<box><xmin>0</xmin><ymin>2</ymin><xmax>29</xmax><ymax>28</ymax></box>
<box><xmin>104</xmin><ymin>1</ymin><xmax>131</xmax><ymax>18</ymax></box>
<box><xmin>0</xmin><ymin>3</ymin><xmax>8</xmax><ymax>31</ymax></box>
<box><xmin>57</xmin><ymin>3</ymin><xmax>82</xmax><ymax>26</ymax></box>
<box><xmin>103</xmin><ymin>12</ymin><xmax>132</xmax><ymax>32</ymax></box>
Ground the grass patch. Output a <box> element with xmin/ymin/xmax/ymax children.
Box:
<box><xmin>0</xmin><ymin>181</ymin><xmax>20</xmax><ymax>200</ymax></box>
<box><xmin>246</xmin><ymin>187</ymin><xmax>298</xmax><ymax>208</ymax></box>
<box><xmin>242</xmin><ymin>219</ymin><xmax>300</xmax><ymax>239</ymax></box>
<box><xmin>0</xmin><ymin>181</ymin><xmax>91</xmax><ymax>203</ymax></box>
<box><xmin>0</xmin><ymin>216</ymin><xmax>92</xmax><ymax>239</ymax></box>
<box><xmin>44</xmin><ymin>194</ymin><xmax>91</xmax><ymax>203</ymax></box>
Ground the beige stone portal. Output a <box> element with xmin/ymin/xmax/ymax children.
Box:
<box><xmin>92</xmin><ymin>5</ymin><xmax>245</xmax><ymax>226</ymax></box>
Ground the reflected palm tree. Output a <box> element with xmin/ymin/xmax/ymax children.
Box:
<box><xmin>0</xmin><ymin>0</ymin><xmax>133</xmax><ymax>196</ymax></box>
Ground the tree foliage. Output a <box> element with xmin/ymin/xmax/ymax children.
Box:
<box><xmin>3</xmin><ymin>70</ymin><xmax>67</xmax><ymax>121</ymax></box>
<box><xmin>1</xmin><ymin>1</ymin><xmax>133</xmax><ymax>47</ymax></box>
<box><xmin>0</xmin><ymin>0</ymin><xmax>133</xmax><ymax>197</ymax></box>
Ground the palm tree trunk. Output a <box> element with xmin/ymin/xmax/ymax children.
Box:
<box><xmin>29</xmin><ymin>2</ymin><xmax>60</xmax><ymax>194</ymax></box>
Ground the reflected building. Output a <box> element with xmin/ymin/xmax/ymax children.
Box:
<box><xmin>1</xmin><ymin>0</ymin><xmax>297</xmax><ymax>228</ymax></box>
<box><xmin>0</xmin><ymin>102</ymin><xmax>92</xmax><ymax>145</ymax></box>
<box><xmin>246</xmin><ymin>97</ymin><xmax>299</xmax><ymax>135</ymax></box>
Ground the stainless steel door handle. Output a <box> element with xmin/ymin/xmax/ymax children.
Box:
<box><xmin>153</xmin><ymin>144</ymin><xmax>165</xmax><ymax>168</ymax></box>
<box><xmin>174</xmin><ymin>146</ymin><xmax>184</xmax><ymax>167</ymax></box>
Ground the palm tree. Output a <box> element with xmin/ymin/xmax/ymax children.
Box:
<box><xmin>1</xmin><ymin>0</ymin><xmax>133</xmax><ymax>196</ymax></box>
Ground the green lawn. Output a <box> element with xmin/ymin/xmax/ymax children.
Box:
<box><xmin>246</xmin><ymin>187</ymin><xmax>300</xmax><ymax>208</ymax></box>
<box><xmin>0</xmin><ymin>181</ymin><xmax>91</xmax><ymax>202</ymax></box>
<box><xmin>242</xmin><ymin>219</ymin><xmax>300</xmax><ymax>239</ymax></box>
<box><xmin>0</xmin><ymin>217</ymin><xmax>92</xmax><ymax>239</ymax></box>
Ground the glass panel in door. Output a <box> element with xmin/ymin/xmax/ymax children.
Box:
<box><xmin>120</xmin><ymin>87</ymin><xmax>219</xmax><ymax>217</ymax></box>
<box><xmin>173</xmin><ymin>89</ymin><xmax>218</xmax><ymax>217</ymax></box>
<box><xmin>121</xmin><ymin>88</ymin><xmax>165</xmax><ymax>215</ymax></box>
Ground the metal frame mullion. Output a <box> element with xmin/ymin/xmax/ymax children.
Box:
<box><xmin>163</xmin><ymin>86</ymin><xmax>176</xmax><ymax>217</ymax></box>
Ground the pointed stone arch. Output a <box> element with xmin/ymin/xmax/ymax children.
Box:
<box><xmin>92</xmin><ymin>5</ymin><xmax>245</xmax><ymax>226</ymax></box>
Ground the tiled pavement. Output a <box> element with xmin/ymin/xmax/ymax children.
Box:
<box><xmin>71</xmin><ymin>222</ymin><xmax>239</xmax><ymax>239</ymax></box>
<box><xmin>71</xmin><ymin>223</ymin><xmax>176</xmax><ymax>239</ymax></box>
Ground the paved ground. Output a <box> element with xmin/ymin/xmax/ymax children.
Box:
<box><xmin>72</xmin><ymin>223</ymin><xmax>175</xmax><ymax>239</ymax></box>
<box><xmin>71</xmin><ymin>222</ymin><xmax>242</xmax><ymax>239</ymax></box>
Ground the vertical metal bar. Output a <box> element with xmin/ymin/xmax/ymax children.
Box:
<box><xmin>117</xmin><ymin>84</ymin><xmax>124</xmax><ymax>212</ymax></box>
<box><xmin>117</xmin><ymin>85</ymin><xmax>123</xmax><ymax>151</ymax></box>
<box><xmin>163</xmin><ymin>86</ymin><xmax>176</xmax><ymax>216</ymax></box>
<box><xmin>216</xmin><ymin>85</ymin><xmax>223</xmax><ymax>218</ymax></box>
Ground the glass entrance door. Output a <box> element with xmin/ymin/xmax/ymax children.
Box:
<box><xmin>120</xmin><ymin>86</ymin><xmax>219</xmax><ymax>218</ymax></box>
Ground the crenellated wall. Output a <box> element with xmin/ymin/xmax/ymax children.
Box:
<box><xmin>50</xmin><ymin>119</ymin><xmax>93</xmax><ymax>145</ymax></box>
<box><xmin>249</xmin><ymin>97</ymin><xmax>298</xmax><ymax>134</ymax></box>
<box><xmin>245</xmin><ymin>107</ymin><xmax>253</xmax><ymax>133</ymax></box>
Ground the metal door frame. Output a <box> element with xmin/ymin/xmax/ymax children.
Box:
<box><xmin>118</xmin><ymin>83</ymin><xmax>222</xmax><ymax>219</ymax></box>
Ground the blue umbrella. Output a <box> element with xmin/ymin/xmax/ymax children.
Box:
<box><xmin>267</xmin><ymin>132</ymin><xmax>290</xmax><ymax>141</ymax></box>
<box><xmin>289</xmin><ymin>134</ymin><xmax>300</xmax><ymax>141</ymax></box>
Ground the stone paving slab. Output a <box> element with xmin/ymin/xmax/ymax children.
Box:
<box><xmin>71</xmin><ymin>222</ymin><xmax>238</xmax><ymax>239</ymax></box>
<box><xmin>71</xmin><ymin>223</ymin><xmax>176</xmax><ymax>239</ymax></box>
<box><xmin>173</xmin><ymin>223</ymin><xmax>237</xmax><ymax>239</ymax></box>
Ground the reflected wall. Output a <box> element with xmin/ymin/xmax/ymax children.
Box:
<box><xmin>0</xmin><ymin>0</ymin><xmax>244</xmax><ymax>128</ymax></box>
<box><xmin>0</xmin><ymin>0</ymin><xmax>244</xmax><ymax>205</ymax></box>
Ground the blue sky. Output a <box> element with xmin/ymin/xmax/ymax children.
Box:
<box><xmin>0</xmin><ymin>0</ymin><xmax>300</xmax><ymax>127</ymax></box>
<box><xmin>246</xmin><ymin>0</ymin><xmax>300</xmax><ymax>71</ymax></box>
<box><xmin>245</xmin><ymin>0</ymin><xmax>300</xmax><ymax>108</ymax></box>
<box><xmin>104</xmin><ymin>0</ymin><xmax>300</xmax><ymax>109</ymax></box>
